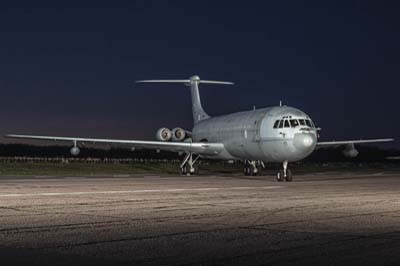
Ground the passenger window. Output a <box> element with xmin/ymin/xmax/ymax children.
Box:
<box><xmin>290</xmin><ymin>119</ymin><xmax>299</xmax><ymax>127</ymax></box>
<box><xmin>305</xmin><ymin>120</ymin><xmax>312</xmax><ymax>127</ymax></box>
<box><xmin>273</xmin><ymin>120</ymin><xmax>280</xmax><ymax>128</ymax></box>
<box><xmin>278</xmin><ymin>120</ymin><xmax>284</xmax><ymax>128</ymax></box>
<box><xmin>284</xmin><ymin>120</ymin><xmax>290</xmax><ymax>128</ymax></box>
<box><xmin>299</xmin><ymin>119</ymin><xmax>305</xmax><ymax>126</ymax></box>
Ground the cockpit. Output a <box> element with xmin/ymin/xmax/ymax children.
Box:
<box><xmin>273</xmin><ymin>116</ymin><xmax>315</xmax><ymax>129</ymax></box>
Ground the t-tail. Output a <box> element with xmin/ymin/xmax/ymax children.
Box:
<box><xmin>136</xmin><ymin>75</ymin><xmax>234</xmax><ymax>124</ymax></box>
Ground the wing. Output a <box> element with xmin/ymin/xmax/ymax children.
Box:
<box><xmin>317</xmin><ymin>138</ymin><xmax>394</xmax><ymax>147</ymax></box>
<box><xmin>5</xmin><ymin>134</ymin><xmax>224</xmax><ymax>155</ymax></box>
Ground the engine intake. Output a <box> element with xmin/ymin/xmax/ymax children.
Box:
<box><xmin>172</xmin><ymin>127</ymin><xmax>187</xmax><ymax>142</ymax></box>
<box><xmin>156</xmin><ymin>127</ymin><xmax>172</xmax><ymax>142</ymax></box>
<box><xmin>70</xmin><ymin>146</ymin><xmax>80</xmax><ymax>156</ymax></box>
<box><xmin>342</xmin><ymin>144</ymin><xmax>359</xmax><ymax>158</ymax></box>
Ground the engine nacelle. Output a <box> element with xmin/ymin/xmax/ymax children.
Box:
<box><xmin>156</xmin><ymin>127</ymin><xmax>172</xmax><ymax>142</ymax></box>
<box><xmin>342</xmin><ymin>146</ymin><xmax>359</xmax><ymax>158</ymax></box>
<box><xmin>172</xmin><ymin>127</ymin><xmax>187</xmax><ymax>142</ymax></box>
<box><xmin>70</xmin><ymin>146</ymin><xmax>80</xmax><ymax>156</ymax></box>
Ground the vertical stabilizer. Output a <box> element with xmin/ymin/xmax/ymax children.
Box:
<box><xmin>188</xmin><ymin>75</ymin><xmax>210</xmax><ymax>124</ymax></box>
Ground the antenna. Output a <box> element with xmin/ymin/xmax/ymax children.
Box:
<box><xmin>279</xmin><ymin>100</ymin><xmax>282</xmax><ymax>107</ymax></box>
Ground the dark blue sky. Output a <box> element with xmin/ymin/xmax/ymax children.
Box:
<box><xmin>0</xmin><ymin>1</ymin><xmax>399</xmax><ymax>146</ymax></box>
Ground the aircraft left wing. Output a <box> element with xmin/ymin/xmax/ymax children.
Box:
<box><xmin>4</xmin><ymin>134</ymin><xmax>224</xmax><ymax>155</ymax></box>
<box><xmin>317</xmin><ymin>138</ymin><xmax>394</xmax><ymax>147</ymax></box>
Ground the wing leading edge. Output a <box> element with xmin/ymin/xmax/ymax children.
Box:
<box><xmin>317</xmin><ymin>138</ymin><xmax>394</xmax><ymax>147</ymax></box>
<box><xmin>5</xmin><ymin>134</ymin><xmax>224</xmax><ymax>155</ymax></box>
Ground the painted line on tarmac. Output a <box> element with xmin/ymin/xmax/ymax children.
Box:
<box><xmin>0</xmin><ymin>186</ymin><xmax>282</xmax><ymax>198</ymax></box>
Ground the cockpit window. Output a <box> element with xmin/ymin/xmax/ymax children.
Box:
<box><xmin>290</xmin><ymin>119</ymin><xmax>299</xmax><ymax>127</ymax></box>
<box><xmin>278</xmin><ymin>120</ymin><xmax>284</xmax><ymax>128</ymax></box>
<box><xmin>273</xmin><ymin>120</ymin><xmax>279</xmax><ymax>128</ymax></box>
<box><xmin>305</xmin><ymin>119</ymin><xmax>312</xmax><ymax>127</ymax></box>
<box><xmin>284</xmin><ymin>120</ymin><xmax>290</xmax><ymax>128</ymax></box>
<box><xmin>299</xmin><ymin>119</ymin><xmax>305</xmax><ymax>126</ymax></box>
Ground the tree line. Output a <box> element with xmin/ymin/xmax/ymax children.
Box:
<box><xmin>0</xmin><ymin>144</ymin><xmax>398</xmax><ymax>163</ymax></box>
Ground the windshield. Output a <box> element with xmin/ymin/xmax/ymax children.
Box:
<box><xmin>290</xmin><ymin>119</ymin><xmax>299</xmax><ymax>127</ymax></box>
<box><xmin>284</xmin><ymin>120</ymin><xmax>290</xmax><ymax>128</ymax></box>
<box><xmin>273</xmin><ymin>118</ymin><xmax>315</xmax><ymax>128</ymax></box>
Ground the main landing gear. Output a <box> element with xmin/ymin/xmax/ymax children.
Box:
<box><xmin>180</xmin><ymin>152</ymin><xmax>200</xmax><ymax>176</ymax></box>
<box><xmin>243</xmin><ymin>160</ymin><xmax>265</xmax><ymax>176</ymax></box>
<box><xmin>276</xmin><ymin>160</ymin><xmax>293</xmax><ymax>182</ymax></box>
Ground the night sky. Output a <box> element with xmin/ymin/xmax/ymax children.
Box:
<box><xmin>0</xmin><ymin>1</ymin><xmax>399</xmax><ymax>147</ymax></box>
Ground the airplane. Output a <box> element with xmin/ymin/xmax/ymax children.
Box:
<box><xmin>5</xmin><ymin>75</ymin><xmax>394</xmax><ymax>181</ymax></box>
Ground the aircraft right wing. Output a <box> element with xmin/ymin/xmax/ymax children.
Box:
<box><xmin>317</xmin><ymin>138</ymin><xmax>394</xmax><ymax>147</ymax></box>
<box><xmin>5</xmin><ymin>134</ymin><xmax>224</xmax><ymax>155</ymax></box>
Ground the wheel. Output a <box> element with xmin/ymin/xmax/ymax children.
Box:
<box><xmin>249</xmin><ymin>166</ymin><xmax>255</xmax><ymax>176</ymax></box>
<box><xmin>189</xmin><ymin>166</ymin><xmax>195</xmax><ymax>174</ymax></box>
<box><xmin>192</xmin><ymin>165</ymin><xmax>199</xmax><ymax>175</ymax></box>
<box><xmin>256</xmin><ymin>166</ymin><xmax>262</xmax><ymax>176</ymax></box>
<box><xmin>244</xmin><ymin>166</ymin><xmax>252</xmax><ymax>176</ymax></box>
<box><xmin>180</xmin><ymin>164</ymin><xmax>188</xmax><ymax>176</ymax></box>
<box><xmin>285</xmin><ymin>169</ymin><xmax>293</xmax><ymax>182</ymax></box>
<box><xmin>276</xmin><ymin>170</ymin><xmax>284</xmax><ymax>182</ymax></box>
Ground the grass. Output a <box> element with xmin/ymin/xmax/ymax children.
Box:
<box><xmin>0</xmin><ymin>161</ymin><xmax>397</xmax><ymax>177</ymax></box>
<box><xmin>0</xmin><ymin>162</ymin><xmax>181</xmax><ymax>176</ymax></box>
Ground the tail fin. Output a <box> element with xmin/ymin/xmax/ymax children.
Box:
<box><xmin>136</xmin><ymin>75</ymin><xmax>234</xmax><ymax>124</ymax></box>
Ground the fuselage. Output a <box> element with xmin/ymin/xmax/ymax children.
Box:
<box><xmin>192</xmin><ymin>106</ymin><xmax>318</xmax><ymax>162</ymax></box>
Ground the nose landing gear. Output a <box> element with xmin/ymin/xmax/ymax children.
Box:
<box><xmin>277</xmin><ymin>160</ymin><xmax>293</xmax><ymax>182</ymax></box>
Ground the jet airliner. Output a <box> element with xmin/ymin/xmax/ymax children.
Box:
<box><xmin>6</xmin><ymin>75</ymin><xmax>394</xmax><ymax>181</ymax></box>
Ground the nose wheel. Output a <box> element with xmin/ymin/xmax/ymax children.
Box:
<box><xmin>277</xmin><ymin>160</ymin><xmax>293</xmax><ymax>182</ymax></box>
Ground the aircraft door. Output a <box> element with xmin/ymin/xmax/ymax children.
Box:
<box><xmin>253</xmin><ymin>112</ymin><xmax>267</xmax><ymax>142</ymax></box>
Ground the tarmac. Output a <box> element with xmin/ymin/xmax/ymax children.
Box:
<box><xmin>0</xmin><ymin>170</ymin><xmax>399</xmax><ymax>265</ymax></box>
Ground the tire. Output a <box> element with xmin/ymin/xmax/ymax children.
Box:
<box><xmin>249</xmin><ymin>166</ymin><xmax>255</xmax><ymax>176</ymax></box>
<box><xmin>285</xmin><ymin>169</ymin><xmax>293</xmax><ymax>182</ymax></box>
<box><xmin>256</xmin><ymin>167</ymin><xmax>262</xmax><ymax>176</ymax></box>
<box><xmin>251</xmin><ymin>166</ymin><xmax>259</xmax><ymax>176</ymax></box>
<box><xmin>277</xmin><ymin>170</ymin><xmax>284</xmax><ymax>182</ymax></box>
<box><xmin>193</xmin><ymin>165</ymin><xmax>199</xmax><ymax>175</ymax></box>
<box><xmin>180</xmin><ymin>165</ymin><xmax>188</xmax><ymax>176</ymax></box>
<box><xmin>244</xmin><ymin>166</ymin><xmax>251</xmax><ymax>176</ymax></box>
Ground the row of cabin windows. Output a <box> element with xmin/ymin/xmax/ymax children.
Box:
<box><xmin>273</xmin><ymin>119</ymin><xmax>314</xmax><ymax>129</ymax></box>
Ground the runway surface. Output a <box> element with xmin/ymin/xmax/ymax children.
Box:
<box><xmin>0</xmin><ymin>170</ymin><xmax>400</xmax><ymax>265</ymax></box>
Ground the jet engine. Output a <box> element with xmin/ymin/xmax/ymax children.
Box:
<box><xmin>172</xmin><ymin>127</ymin><xmax>187</xmax><ymax>142</ymax></box>
<box><xmin>156</xmin><ymin>127</ymin><xmax>172</xmax><ymax>142</ymax></box>
<box><xmin>342</xmin><ymin>144</ymin><xmax>359</xmax><ymax>158</ymax></box>
<box><xmin>70</xmin><ymin>146</ymin><xmax>80</xmax><ymax>156</ymax></box>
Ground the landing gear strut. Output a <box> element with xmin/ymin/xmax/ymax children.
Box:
<box><xmin>180</xmin><ymin>152</ymin><xmax>200</xmax><ymax>176</ymax></box>
<box><xmin>244</xmin><ymin>160</ymin><xmax>265</xmax><ymax>176</ymax></box>
<box><xmin>277</xmin><ymin>160</ymin><xmax>293</xmax><ymax>182</ymax></box>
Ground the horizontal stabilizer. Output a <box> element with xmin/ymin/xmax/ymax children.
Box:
<box><xmin>135</xmin><ymin>75</ymin><xmax>234</xmax><ymax>86</ymax></box>
<box><xmin>136</xmin><ymin>80</ymin><xmax>234</xmax><ymax>85</ymax></box>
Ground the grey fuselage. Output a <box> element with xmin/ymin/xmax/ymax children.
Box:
<box><xmin>192</xmin><ymin>105</ymin><xmax>318</xmax><ymax>162</ymax></box>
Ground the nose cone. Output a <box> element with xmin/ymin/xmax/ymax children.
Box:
<box><xmin>293</xmin><ymin>133</ymin><xmax>317</xmax><ymax>152</ymax></box>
